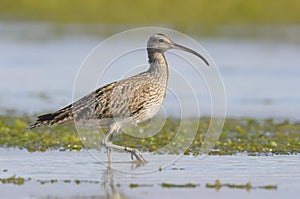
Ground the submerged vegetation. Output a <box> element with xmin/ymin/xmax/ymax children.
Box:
<box><xmin>0</xmin><ymin>114</ymin><xmax>299</xmax><ymax>155</ymax></box>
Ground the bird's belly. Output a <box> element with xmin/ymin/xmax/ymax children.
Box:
<box><xmin>145</xmin><ymin>103</ymin><xmax>161</xmax><ymax>118</ymax></box>
<box><xmin>135</xmin><ymin>95</ymin><xmax>165</xmax><ymax>124</ymax></box>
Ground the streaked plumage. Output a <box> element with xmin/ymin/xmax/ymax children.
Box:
<box><xmin>29</xmin><ymin>33</ymin><xmax>209</xmax><ymax>162</ymax></box>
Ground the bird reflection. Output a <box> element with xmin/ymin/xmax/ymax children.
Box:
<box><xmin>101</xmin><ymin>161</ymin><xmax>145</xmax><ymax>199</ymax></box>
<box><xmin>101</xmin><ymin>167</ymin><xmax>123</xmax><ymax>199</ymax></box>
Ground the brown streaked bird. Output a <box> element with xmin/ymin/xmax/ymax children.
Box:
<box><xmin>29</xmin><ymin>33</ymin><xmax>209</xmax><ymax>162</ymax></box>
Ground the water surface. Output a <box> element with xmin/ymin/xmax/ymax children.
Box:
<box><xmin>1</xmin><ymin>149</ymin><xmax>299</xmax><ymax>199</ymax></box>
<box><xmin>1</xmin><ymin>22</ymin><xmax>300</xmax><ymax>119</ymax></box>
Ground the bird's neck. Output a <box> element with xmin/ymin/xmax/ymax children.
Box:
<box><xmin>147</xmin><ymin>48</ymin><xmax>169</xmax><ymax>78</ymax></box>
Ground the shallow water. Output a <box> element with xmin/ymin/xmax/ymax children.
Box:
<box><xmin>1</xmin><ymin>22</ymin><xmax>300</xmax><ymax>119</ymax></box>
<box><xmin>1</xmin><ymin>149</ymin><xmax>299</xmax><ymax>199</ymax></box>
<box><xmin>1</xmin><ymin>22</ymin><xmax>299</xmax><ymax>199</ymax></box>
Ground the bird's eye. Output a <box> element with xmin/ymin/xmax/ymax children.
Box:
<box><xmin>158</xmin><ymin>39</ymin><xmax>164</xmax><ymax>43</ymax></box>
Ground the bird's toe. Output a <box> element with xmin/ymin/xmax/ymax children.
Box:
<box><xmin>131</xmin><ymin>149</ymin><xmax>146</xmax><ymax>162</ymax></box>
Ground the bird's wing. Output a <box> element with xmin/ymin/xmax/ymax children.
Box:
<box><xmin>92</xmin><ymin>79</ymin><xmax>155</xmax><ymax>120</ymax></box>
<box><xmin>29</xmin><ymin>75</ymin><xmax>157</xmax><ymax>128</ymax></box>
<box><xmin>29</xmin><ymin>81</ymin><xmax>117</xmax><ymax>128</ymax></box>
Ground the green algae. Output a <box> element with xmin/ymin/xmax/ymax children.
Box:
<box><xmin>129</xmin><ymin>183</ymin><xmax>153</xmax><ymax>188</ymax></box>
<box><xmin>0</xmin><ymin>114</ymin><xmax>299</xmax><ymax>155</ymax></box>
<box><xmin>0</xmin><ymin>175</ymin><xmax>26</xmax><ymax>185</ymax></box>
<box><xmin>0</xmin><ymin>176</ymin><xmax>101</xmax><ymax>185</ymax></box>
<box><xmin>161</xmin><ymin>183</ymin><xmax>197</xmax><ymax>188</ymax></box>
<box><xmin>206</xmin><ymin>179</ymin><xmax>277</xmax><ymax>191</ymax></box>
<box><xmin>0</xmin><ymin>175</ymin><xmax>278</xmax><ymax>190</ymax></box>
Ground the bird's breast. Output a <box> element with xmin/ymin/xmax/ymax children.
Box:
<box><xmin>133</xmin><ymin>81</ymin><xmax>167</xmax><ymax>123</ymax></box>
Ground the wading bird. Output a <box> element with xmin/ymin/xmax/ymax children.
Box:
<box><xmin>29</xmin><ymin>33</ymin><xmax>209</xmax><ymax>162</ymax></box>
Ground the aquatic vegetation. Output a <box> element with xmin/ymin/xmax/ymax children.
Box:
<box><xmin>129</xmin><ymin>183</ymin><xmax>153</xmax><ymax>188</ymax></box>
<box><xmin>0</xmin><ymin>175</ymin><xmax>277</xmax><ymax>191</ymax></box>
<box><xmin>206</xmin><ymin>179</ymin><xmax>277</xmax><ymax>191</ymax></box>
<box><xmin>0</xmin><ymin>114</ymin><xmax>299</xmax><ymax>155</ymax></box>
<box><xmin>0</xmin><ymin>176</ymin><xmax>101</xmax><ymax>185</ymax></box>
<box><xmin>0</xmin><ymin>115</ymin><xmax>82</xmax><ymax>152</ymax></box>
<box><xmin>161</xmin><ymin>183</ymin><xmax>197</xmax><ymax>188</ymax></box>
<box><xmin>0</xmin><ymin>175</ymin><xmax>26</xmax><ymax>185</ymax></box>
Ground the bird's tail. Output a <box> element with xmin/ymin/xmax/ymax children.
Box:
<box><xmin>29</xmin><ymin>105</ymin><xmax>73</xmax><ymax>129</ymax></box>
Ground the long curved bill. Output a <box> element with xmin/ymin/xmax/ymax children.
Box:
<box><xmin>173</xmin><ymin>43</ymin><xmax>210</xmax><ymax>66</ymax></box>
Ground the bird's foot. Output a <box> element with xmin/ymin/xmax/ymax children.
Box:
<box><xmin>131</xmin><ymin>149</ymin><xmax>146</xmax><ymax>162</ymax></box>
<box><xmin>103</xmin><ymin>141</ymin><xmax>147</xmax><ymax>163</ymax></box>
<box><xmin>125</xmin><ymin>147</ymin><xmax>146</xmax><ymax>162</ymax></box>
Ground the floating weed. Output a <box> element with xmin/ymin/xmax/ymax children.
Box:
<box><xmin>129</xmin><ymin>183</ymin><xmax>138</xmax><ymax>188</ymax></box>
<box><xmin>0</xmin><ymin>175</ymin><xmax>278</xmax><ymax>190</ymax></box>
<box><xmin>158</xmin><ymin>166</ymin><xmax>162</xmax><ymax>171</ymax></box>
<box><xmin>36</xmin><ymin>179</ymin><xmax>100</xmax><ymax>185</ymax></box>
<box><xmin>37</xmin><ymin>180</ymin><xmax>47</xmax><ymax>185</ymax></box>
<box><xmin>171</xmin><ymin>168</ymin><xmax>185</xmax><ymax>170</ymax></box>
<box><xmin>129</xmin><ymin>183</ymin><xmax>153</xmax><ymax>188</ymax></box>
<box><xmin>0</xmin><ymin>174</ymin><xmax>103</xmax><ymax>186</ymax></box>
<box><xmin>258</xmin><ymin>185</ymin><xmax>278</xmax><ymax>190</ymax></box>
<box><xmin>161</xmin><ymin>183</ymin><xmax>197</xmax><ymax>188</ymax></box>
<box><xmin>0</xmin><ymin>175</ymin><xmax>26</xmax><ymax>185</ymax></box>
<box><xmin>206</xmin><ymin>179</ymin><xmax>277</xmax><ymax>191</ymax></box>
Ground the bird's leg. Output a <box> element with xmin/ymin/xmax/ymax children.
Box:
<box><xmin>102</xmin><ymin>127</ymin><xmax>115</xmax><ymax>163</ymax></box>
<box><xmin>106</xmin><ymin>133</ymin><xmax>114</xmax><ymax>164</ymax></box>
<box><xmin>104</xmin><ymin>142</ymin><xmax>146</xmax><ymax>162</ymax></box>
<box><xmin>107</xmin><ymin>148</ymin><xmax>112</xmax><ymax>163</ymax></box>
<box><xmin>102</xmin><ymin>123</ymin><xmax>146</xmax><ymax>162</ymax></box>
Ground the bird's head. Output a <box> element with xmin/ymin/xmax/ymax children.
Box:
<box><xmin>147</xmin><ymin>33</ymin><xmax>209</xmax><ymax>66</ymax></box>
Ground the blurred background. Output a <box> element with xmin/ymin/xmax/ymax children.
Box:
<box><xmin>0</xmin><ymin>0</ymin><xmax>300</xmax><ymax>119</ymax></box>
